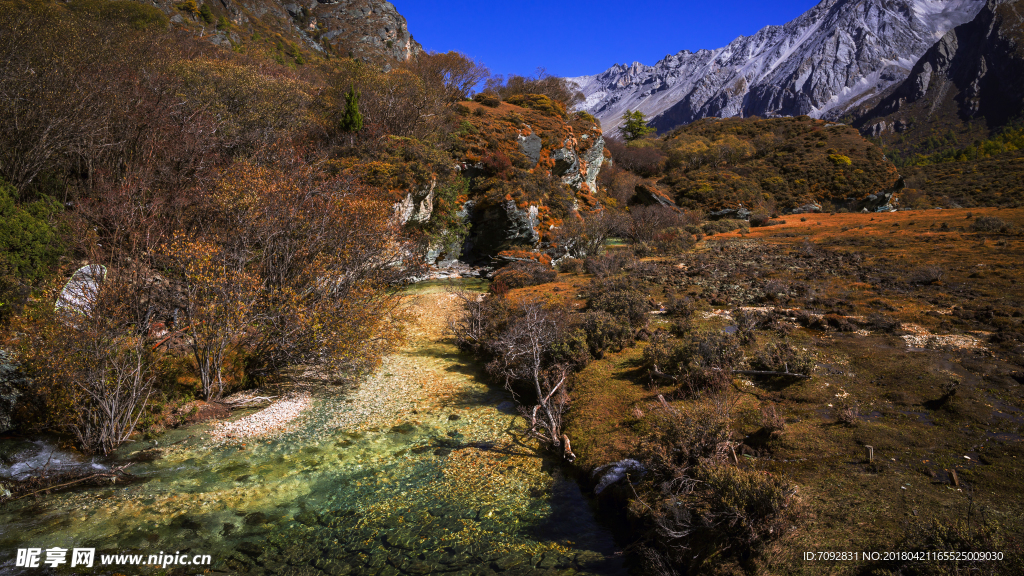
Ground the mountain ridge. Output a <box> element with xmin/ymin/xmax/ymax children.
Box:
<box><xmin>568</xmin><ymin>0</ymin><xmax>986</xmax><ymax>134</ymax></box>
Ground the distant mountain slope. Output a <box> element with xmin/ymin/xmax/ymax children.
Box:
<box><xmin>852</xmin><ymin>0</ymin><xmax>1024</xmax><ymax>139</ymax></box>
<box><xmin>569</xmin><ymin>0</ymin><xmax>985</xmax><ymax>134</ymax></box>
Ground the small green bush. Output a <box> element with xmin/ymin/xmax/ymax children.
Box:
<box><xmin>0</xmin><ymin>178</ymin><xmax>63</xmax><ymax>321</ymax></box>
<box><xmin>199</xmin><ymin>3</ymin><xmax>214</xmax><ymax>24</ymax></box>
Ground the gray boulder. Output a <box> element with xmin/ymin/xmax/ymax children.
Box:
<box><xmin>517</xmin><ymin>131</ymin><xmax>542</xmax><ymax>167</ymax></box>
<box><xmin>592</xmin><ymin>459</ymin><xmax>647</xmax><ymax>494</ymax></box>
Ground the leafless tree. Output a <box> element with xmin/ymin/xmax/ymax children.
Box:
<box><xmin>485</xmin><ymin>301</ymin><xmax>576</xmax><ymax>461</ymax></box>
<box><xmin>552</xmin><ymin>210</ymin><xmax>612</xmax><ymax>259</ymax></box>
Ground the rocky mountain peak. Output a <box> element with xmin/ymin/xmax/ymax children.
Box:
<box><xmin>852</xmin><ymin>0</ymin><xmax>1024</xmax><ymax>136</ymax></box>
<box><xmin>569</xmin><ymin>0</ymin><xmax>987</xmax><ymax>134</ymax></box>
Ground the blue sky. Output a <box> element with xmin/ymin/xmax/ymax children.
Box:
<box><xmin>396</xmin><ymin>0</ymin><xmax>820</xmax><ymax>78</ymax></box>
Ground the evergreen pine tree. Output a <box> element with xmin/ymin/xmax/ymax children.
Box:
<box><xmin>621</xmin><ymin>109</ymin><xmax>655</xmax><ymax>142</ymax></box>
<box><xmin>339</xmin><ymin>85</ymin><xmax>363</xmax><ymax>146</ymax></box>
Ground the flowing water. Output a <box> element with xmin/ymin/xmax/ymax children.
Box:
<box><xmin>0</xmin><ymin>282</ymin><xmax>625</xmax><ymax>575</ymax></box>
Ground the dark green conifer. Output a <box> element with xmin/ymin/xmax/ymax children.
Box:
<box><xmin>621</xmin><ymin>109</ymin><xmax>655</xmax><ymax>142</ymax></box>
<box><xmin>339</xmin><ymin>85</ymin><xmax>363</xmax><ymax>145</ymax></box>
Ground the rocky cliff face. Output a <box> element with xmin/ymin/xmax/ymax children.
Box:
<box><xmin>569</xmin><ymin>0</ymin><xmax>985</xmax><ymax>134</ymax></box>
<box><xmin>157</xmin><ymin>0</ymin><xmax>421</xmax><ymax>64</ymax></box>
<box><xmin>852</xmin><ymin>0</ymin><xmax>1024</xmax><ymax>136</ymax></box>
<box><xmin>451</xmin><ymin>102</ymin><xmax>606</xmax><ymax>261</ymax></box>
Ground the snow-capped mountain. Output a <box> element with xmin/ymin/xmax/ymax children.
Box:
<box><xmin>568</xmin><ymin>0</ymin><xmax>986</xmax><ymax>134</ymax></box>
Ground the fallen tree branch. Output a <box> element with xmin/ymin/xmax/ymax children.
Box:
<box><xmin>649</xmin><ymin>365</ymin><xmax>678</xmax><ymax>383</ymax></box>
<box><xmin>10</xmin><ymin>464</ymin><xmax>134</xmax><ymax>502</ymax></box>
<box><xmin>222</xmin><ymin>396</ymin><xmax>277</xmax><ymax>407</ymax></box>
<box><xmin>732</xmin><ymin>369</ymin><xmax>809</xmax><ymax>379</ymax></box>
<box><xmin>656</xmin><ymin>394</ymin><xmax>680</xmax><ymax>415</ymax></box>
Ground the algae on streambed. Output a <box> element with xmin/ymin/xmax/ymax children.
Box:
<box><xmin>0</xmin><ymin>283</ymin><xmax>624</xmax><ymax>575</ymax></box>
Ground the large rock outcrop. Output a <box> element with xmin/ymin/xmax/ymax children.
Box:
<box><xmin>451</xmin><ymin>101</ymin><xmax>606</xmax><ymax>262</ymax></box>
<box><xmin>158</xmin><ymin>0</ymin><xmax>421</xmax><ymax>64</ymax></box>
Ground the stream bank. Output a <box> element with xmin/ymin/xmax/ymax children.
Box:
<box><xmin>0</xmin><ymin>282</ymin><xmax>625</xmax><ymax>575</ymax></box>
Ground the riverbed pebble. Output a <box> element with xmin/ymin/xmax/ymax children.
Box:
<box><xmin>209</xmin><ymin>392</ymin><xmax>312</xmax><ymax>442</ymax></box>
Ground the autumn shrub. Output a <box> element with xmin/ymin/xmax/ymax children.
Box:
<box><xmin>631</xmin><ymin>392</ymin><xmax>800</xmax><ymax>573</ymax></box>
<box><xmin>67</xmin><ymin>0</ymin><xmax>168</xmax><ymax>29</ymax></box>
<box><xmin>647</xmin><ymin>465</ymin><xmax>799</xmax><ymax>560</ymax></box>
<box><xmin>483</xmin><ymin>71</ymin><xmax>583</xmax><ymax>108</ymax></box>
<box><xmin>473</xmin><ymin>92</ymin><xmax>500</xmax><ymax>107</ymax></box>
<box><xmin>170</xmin><ymin>57</ymin><xmax>313</xmax><ymax>152</ymax></box>
<box><xmin>162</xmin><ymin>163</ymin><xmax>408</xmax><ymax>392</ymax></box>
<box><xmin>583</xmin><ymin>251</ymin><xmax>636</xmax><ymax>278</ymax></box>
<box><xmin>702</xmin><ymin>219</ymin><xmax>749</xmax><ymax>235</ymax></box>
<box><xmin>599</xmin><ymin>166</ymin><xmax>641</xmax><ymax>205</ymax></box>
<box><xmin>473</xmin><ymin>297</ymin><xmax>579</xmax><ymax>457</ymax></box>
<box><xmin>616</xmin><ymin>204</ymin><xmax>687</xmax><ymax>246</ymax></box>
<box><xmin>550</xmin><ymin>211</ymin><xmax>612</xmax><ymax>259</ymax></box>
<box><xmin>557</xmin><ymin>258</ymin><xmax>584</xmax><ymax>274</ymax></box>
<box><xmin>639</xmin><ymin>394</ymin><xmax>733</xmax><ymax>476</ymax></box>
<box><xmin>579</xmin><ymin>310</ymin><xmax>633</xmax><ymax>359</ymax></box>
<box><xmin>750</xmin><ymin>341</ymin><xmax>814</xmax><ymax>376</ymax></box>
<box><xmin>895</xmin><ymin>515</ymin><xmax>1024</xmax><ymax>575</ymax></box>
<box><xmin>760</xmin><ymin>403</ymin><xmax>786</xmax><ymax>437</ymax></box>
<box><xmin>481</xmin><ymin>150</ymin><xmax>513</xmax><ymax>177</ymax></box>
<box><xmin>652</xmin><ymin>227</ymin><xmax>696</xmax><ymax>254</ymax></box>
<box><xmin>834</xmin><ymin>395</ymin><xmax>859</xmax><ymax>426</ymax></box>
<box><xmin>12</xmin><ymin>269</ymin><xmax>156</xmax><ymax>455</ymax></box>
<box><xmin>908</xmin><ymin>266</ymin><xmax>944</xmax><ymax>285</ymax></box>
<box><xmin>642</xmin><ymin>329</ymin><xmax>741</xmax><ymax>394</ymax></box>
<box><xmin>604</xmin><ymin>137</ymin><xmax>667</xmax><ymax>177</ymax></box>
<box><xmin>867</xmin><ymin>313</ymin><xmax>902</xmax><ymax>333</ymax></box>
<box><xmin>504</xmin><ymin>94</ymin><xmax>565</xmax><ymax>117</ymax></box>
<box><xmin>823</xmin><ymin>313</ymin><xmax>855</xmax><ymax>332</ymax></box>
<box><xmin>972</xmin><ymin>215</ymin><xmax>1011</xmax><ymax>233</ymax></box>
<box><xmin>749</xmin><ymin>212</ymin><xmax>771</xmax><ymax>227</ymax></box>
<box><xmin>491</xmin><ymin>261</ymin><xmax>557</xmax><ymax>293</ymax></box>
<box><xmin>585</xmin><ymin>276</ymin><xmax>653</xmax><ymax>329</ymax></box>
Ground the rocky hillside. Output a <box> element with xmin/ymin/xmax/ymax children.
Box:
<box><xmin>155</xmin><ymin>0</ymin><xmax>421</xmax><ymax>63</ymax></box>
<box><xmin>851</xmin><ymin>0</ymin><xmax>1024</xmax><ymax>140</ymax></box>
<box><xmin>569</xmin><ymin>0</ymin><xmax>985</xmax><ymax>134</ymax></box>
<box><xmin>335</xmin><ymin>98</ymin><xmax>606</xmax><ymax>264</ymax></box>
<box><xmin>450</xmin><ymin>102</ymin><xmax>605</xmax><ymax>260</ymax></box>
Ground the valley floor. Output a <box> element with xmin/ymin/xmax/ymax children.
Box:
<box><xmin>562</xmin><ymin>207</ymin><xmax>1024</xmax><ymax>574</ymax></box>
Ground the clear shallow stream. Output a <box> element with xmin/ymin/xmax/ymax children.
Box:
<box><xmin>0</xmin><ymin>283</ymin><xmax>625</xmax><ymax>575</ymax></box>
